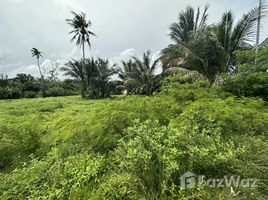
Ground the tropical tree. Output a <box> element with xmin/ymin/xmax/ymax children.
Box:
<box><xmin>31</xmin><ymin>48</ymin><xmax>45</xmax><ymax>97</ymax></box>
<box><xmin>31</xmin><ymin>48</ymin><xmax>44</xmax><ymax>78</ymax></box>
<box><xmin>160</xmin><ymin>6</ymin><xmax>211</xmax><ymax>71</ymax></box>
<box><xmin>118</xmin><ymin>60</ymin><xmax>136</xmax><ymax>80</ymax></box>
<box><xmin>61</xmin><ymin>58</ymin><xmax>117</xmax><ymax>98</ymax></box>
<box><xmin>169</xmin><ymin>5</ymin><xmax>209</xmax><ymax>45</ymax></box>
<box><xmin>213</xmin><ymin>1</ymin><xmax>267</xmax><ymax>66</ymax></box>
<box><xmin>117</xmin><ymin>60</ymin><xmax>137</xmax><ymax>94</ymax></box>
<box><xmin>66</xmin><ymin>11</ymin><xmax>96</xmax><ymax>98</ymax></box>
<box><xmin>61</xmin><ymin>59</ymin><xmax>86</xmax><ymax>98</ymax></box>
<box><xmin>161</xmin><ymin>15</ymin><xmax>226</xmax><ymax>82</ymax></box>
<box><xmin>120</xmin><ymin>51</ymin><xmax>160</xmax><ymax>95</ymax></box>
<box><xmin>92</xmin><ymin>58</ymin><xmax>118</xmax><ymax>98</ymax></box>
<box><xmin>66</xmin><ymin>11</ymin><xmax>96</xmax><ymax>60</ymax></box>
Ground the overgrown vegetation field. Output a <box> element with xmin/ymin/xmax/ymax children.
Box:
<box><xmin>0</xmin><ymin>77</ymin><xmax>268</xmax><ymax>199</ymax></box>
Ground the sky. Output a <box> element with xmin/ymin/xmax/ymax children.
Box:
<box><xmin>0</xmin><ymin>0</ymin><xmax>267</xmax><ymax>78</ymax></box>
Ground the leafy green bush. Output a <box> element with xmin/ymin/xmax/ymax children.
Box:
<box><xmin>160</xmin><ymin>74</ymin><xmax>230</xmax><ymax>104</ymax></box>
<box><xmin>115</xmin><ymin>120</ymin><xmax>244</xmax><ymax>198</ymax></box>
<box><xmin>0</xmin><ymin>87</ymin><xmax>22</xmax><ymax>99</ymax></box>
<box><xmin>222</xmin><ymin>73</ymin><xmax>268</xmax><ymax>100</ymax></box>
<box><xmin>234</xmin><ymin>48</ymin><xmax>268</xmax><ymax>72</ymax></box>
<box><xmin>171</xmin><ymin>97</ymin><xmax>268</xmax><ymax>136</ymax></box>
<box><xmin>23</xmin><ymin>91</ymin><xmax>37</xmax><ymax>98</ymax></box>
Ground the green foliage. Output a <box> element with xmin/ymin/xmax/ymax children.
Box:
<box><xmin>0</xmin><ymin>150</ymin><xmax>107</xmax><ymax>199</ymax></box>
<box><xmin>0</xmin><ymin>74</ymin><xmax>267</xmax><ymax>199</ymax></box>
<box><xmin>0</xmin><ymin>74</ymin><xmax>79</xmax><ymax>99</ymax></box>
<box><xmin>222</xmin><ymin>48</ymin><xmax>268</xmax><ymax>100</ymax></box>
<box><xmin>0</xmin><ymin>125</ymin><xmax>41</xmax><ymax>171</ymax></box>
<box><xmin>160</xmin><ymin>74</ymin><xmax>229</xmax><ymax>104</ymax></box>
<box><xmin>115</xmin><ymin>119</ymin><xmax>252</xmax><ymax>199</ymax></box>
<box><xmin>171</xmin><ymin>97</ymin><xmax>268</xmax><ymax>136</ymax></box>
<box><xmin>62</xmin><ymin>58</ymin><xmax>117</xmax><ymax>98</ymax></box>
<box><xmin>118</xmin><ymin>50</ymin><xmax>160</xmax><ymax>95</ymax></box>
<box><xmin>234</xmin><ymin>48</ymin><xmax>268</xmax><ymax>72</ymax></box>
<box><xmin>91</xmin><ymin>173</ymin><xmax>146</xmax><ymax>200</ymax></box>
<box><xmin>161</xmin><ymin>30</ymin><xmax>227</xmax><ymax>82</ymax></box>
<box><xmin>0</xmin><ymin>87</ymin><xmax>22</xmax><ymax>99</ymax></box>
<box><xmin>222</xmin><ymin>73</ymin><xmax>268</xmax><ymax>100</ymax></box>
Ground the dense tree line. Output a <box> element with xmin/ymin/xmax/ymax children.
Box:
<box><xmin>0</xmin><ymin>73</ymin><xmax>79</xmax><ymax>99</ymax></box>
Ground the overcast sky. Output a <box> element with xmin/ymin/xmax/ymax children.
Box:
<box><xmin>0</xmin><ymin>0</ymin><xmax>267</xmax><ymax>78</ymax></box>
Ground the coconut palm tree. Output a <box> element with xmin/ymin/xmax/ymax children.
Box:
<box><xmin>31</xmin><ymin>48</ymin><xmax>43</xmax><ymax>78</ymax></box>
<box><xmin>161</xmin><ymin>4</ymin><xmax>266</xmax><ymax>82</ymax></box>
<box><xmin>117</xmin><ymin>60</ymin><xmax>137</xmax><ymax>94</ymax></box>
<box><xmin>169</xmin><ymin>5</ymin><xmax>209</xmax><ymax>45</ymax></box>
<box><xmin>118</xmin><ymin>60</ymin><xmax>136</xmax><ymax>80</ymax></box>
<box><xmin>122</xmin><ymin>51</ymin><xmax>160</xmax><ymax>95</ymax></box>
<box><xmin>93</xmin><ymin>58</ymin><xmax>118</xmax><ymax>98</ymax></box>
<box><xmin>161</xmin><ymin>17</ymin><xmax>226</xmax><ymax>82</ymax></box>
<box><xmin>213</xmin><ymin>1</ymin><xmax>267</xmax><ymax>66</ymax></box>
<box><xmin>66</xmin><ymin>11</ymin><xmax>96</xmax><ymax>60</ymax></box>
<box><xmin>31</xmin><ymin>48</ymin><xmax>45</xmax><ymax>97</ymax></box>
<box><xmin>61</xmin><ymin>59</ymin><xmax>86</xmax><ymax>98</ymax></box>
<box><xmin>66</xmin><ymin>11</ymin><xmax>96</xmax><ymax>98</ymax></box>
<box><xmin>161</xmin><ymin>5</ymin><xmax>210</xmax><ymax>71</ymax></box>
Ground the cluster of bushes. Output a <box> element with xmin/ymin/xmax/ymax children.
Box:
<box><xmin>0</xmin><ymin>73</ymin><xmax>80</xmax><ymax>99</ymax></box>
<box><xmin>222</xmin><ymin>73</ymin><xmax>268</xmax><ymax>101</ymax></box>
<box><xmin>221</xmin><ymin>49</ymin><xmax>268</xmax><ymax>101</ymax></box>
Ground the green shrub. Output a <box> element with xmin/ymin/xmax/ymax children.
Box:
<box><xmin>222</xmin><ymin>73</ymin><xmax>268</xmax><ymax>100</ymax></box>
<box><xmin>0</xmin><ymin>87</ymin><xmax>22</xmax><ymax>99</ymax></box>
<box><xmin>171</xmin><ymin>97</ymin><xmax>268</xmax><ymax>137</ymax></box>
<box><xmin>23</xmin><ymin>91</ymin><xmax>37</xmax><ymax>98</ymax></box>
<box><xmin>116</xmin><ymin>120</ymin><xmax>243</xmax><ymax>198</ymax></box>
<box><xmin>160</xmin><ymin>74</ymin><xmax>230</xmax><ymax>103</ymax></box>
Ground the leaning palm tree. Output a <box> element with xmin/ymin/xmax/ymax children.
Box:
<box><xmin>61</xmin><ymin>59</ymin><xmax>86</xmax><ymax>98</ymax></box>
<box><xmin>123</xmin><ymin>51</ymin><xmax>160</xmax><ymax>95</ymax></box>
<box><xmin>31</xmin><ymin>48</ymin><xmax>45</xmax><ymax>97</ymax></box>
<box><xmin>66</xmin><ymin>11</ymin><xmax>96</xmax><ymax>60</ymax></box>
<box><xmin>31</xmin><ymin>48</ymin><xmax>43</xmax><ymax>78</ymax></box>
<box><xmin>213</xmin><ymin>1</ymin><xmax>267</xmax><ymax>66</ymax></box>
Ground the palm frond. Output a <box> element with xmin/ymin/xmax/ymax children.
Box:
<box><xmin>260</xmin><ymin>37</ymin><xmax>268</xmax><ymax>48</ymax></box>
<box><xmin>215</xmin><ymin>11</ymin><xmax>234</xmax><ymax>51</ymax></box>
<box><xmin>169</xmin><ymin>5</ymin><xmax>209</xmax><ymax>44</ymax></box>
<box><xmin>66</xmin><ymin>11</ymin><xmax>96</xmax><ymax>50</ymax></box>
<box><xmin>31</xmin><ymin>48</ymin><xmax>43</xmax><ymax>58</ymax></box>
<box><xmin>230</xmin><ymin>1</ymin><xmax>267</xmax><ymax>52</ymax></box>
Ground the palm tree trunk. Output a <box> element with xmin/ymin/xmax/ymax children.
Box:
<box><xmin>82</xmin><ymin>43</ymin><xmax>85</xmax><ymax>60</ymax></box>
<box><xmin>37</xmin><ymin>58</ymin><xmax>45</xmax><ymax>97</ymax></box>
<box><xmin>82</xmin><ymin>42</ymin><xmax>88</xmax><ymax>97</ymax></box>
<box><xmin>37</xmin><ymin>58</ymin><xmax>43</xmax><ymax>79</ymax></box>
<box><xmin>81</xmin><ymin>79</ymin><xmax>86</xmax><ymax>98</ymax></box>
<box><xmin>255</xmin><ymin>0</ymin><xmax>262</xmax><ymax>64</ymax></box>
